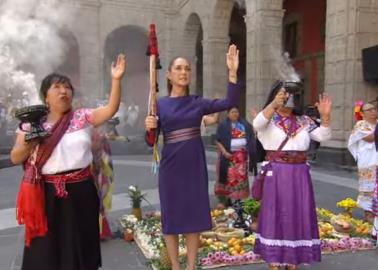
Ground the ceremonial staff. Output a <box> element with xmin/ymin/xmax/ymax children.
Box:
<box><xmin>146</xmin><ymin>23</ymin><xmax>162</xmax><ymax>173</ymax></box>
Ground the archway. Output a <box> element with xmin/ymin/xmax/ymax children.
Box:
<box><xmin>229</xmin><ymin>1</ymin><xmax>246</xmax><ymax>116</ymax></box>
<box><xmin>184</xmin><ymin>13</ymin><xmax>203</xmax><ymax>96</ymax></box>
<box><xmin>103</xmin><ymin>25</ymin><xmax>149</xmax><ymax>133</ymax></box>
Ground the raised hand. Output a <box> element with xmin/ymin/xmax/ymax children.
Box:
<box><xmin>271</xmin><ymin>89</ymin><xmax>287</xmax><ymax>110</ymax></box>
<box><xmin>315</xmin><ymin>93</ymin><xmax>332</xmax><ymax>118</ymax></box>
<box><xmin>111</xmin><ymin>54</ymin><xmax>126</xmax><ymax>80</ymax></box>
<box><xmin>226</xmin><ymin>44</ymin><xmax>239</xmax><ymax>75</ymax></box>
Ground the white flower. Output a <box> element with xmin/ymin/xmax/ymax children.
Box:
<box><xmin>126</xmin><ymin>215</ymin><xmax>138</xmax><ymax>223</ymax></box>
<box><xmin>129</xmin><ymin>185</ymin><xmax>137</xmax><ymax>192</ymax></box>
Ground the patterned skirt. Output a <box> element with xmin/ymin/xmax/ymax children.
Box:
<box><xmin>215</xmin><ymin>148</ymin><xmax>250</xmax><ymax>200</ymax></box>
<box><xmin>356</xmin><ymin>166</ymin><xmax>376</xmax><ymax>212</ymax></box>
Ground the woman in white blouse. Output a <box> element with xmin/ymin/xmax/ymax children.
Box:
<box><xmin>348</xmin><ymin>102</ymin><xmax>377</xmax><ymax>229</ymax></box>
<box><xmin>10</xmin><ymin>55</ymin><xmax>126</xmax><ymax>270</ymax></box>
<box><xmin>252</xmin><ymin>81</ymin><xmax>332</xmax><ymax>270</ymax></box>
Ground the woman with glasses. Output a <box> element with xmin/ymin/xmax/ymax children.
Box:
<box><xmin>348</xmin><ymin>102</ymin><xmax>378</xmax><ymax>227</ymax></box>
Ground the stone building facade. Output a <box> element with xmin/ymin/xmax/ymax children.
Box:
<box><xmin>56</xmin><ymin>0</ymin><xmax>378</xmax><ymax>164</ymax></box>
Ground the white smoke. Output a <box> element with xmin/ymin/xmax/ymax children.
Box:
<box><xmin>273</xmin><ymin>50</ymin><xmax>301</xmax><ymax>82</ymax></box>
<box><xmin>0</xmin><ymin>0</ymin><xmax>76</xmax><ymax>105</ymax></box>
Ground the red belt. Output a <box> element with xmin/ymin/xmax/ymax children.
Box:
<box><xmin>43</xmin><ymin>166</ymin><xmax>92</xmax><ymax>198</ymax></box>
<box><xmin>266</xmin><ymin>151</ymin><xmax>307</xmax><ymax>164</ymax></box>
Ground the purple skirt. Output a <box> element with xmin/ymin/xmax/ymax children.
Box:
<box><xmin>254</xmin><ymin>162</ymin><xmax>321</xmax><ymax>265</ymax></box>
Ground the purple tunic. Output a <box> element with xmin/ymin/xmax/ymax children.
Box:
<box><xmin>157</xmin><ymin>83</ymin><xmax>239</xmax><ymax>234</ymax></box>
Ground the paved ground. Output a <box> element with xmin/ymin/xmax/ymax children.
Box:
<box><xmin>0</xmin><ymin>150</ymin><xmax>376</xmax><ymax>270</ymax></box>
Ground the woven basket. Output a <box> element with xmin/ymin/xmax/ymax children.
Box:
<box><xmin>215</xmin><ymin>228</ymin><xmax>245</xmax><ymax>242</ymax></box>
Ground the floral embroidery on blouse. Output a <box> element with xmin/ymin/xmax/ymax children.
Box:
<box><xmin>271</xmin><ymin>112</ymin><xmax>318</xmax><ymax>137</ymax></box>
<box><xmin>358</xmin><ymin>166</ymin><xmax>376</xmax><ymax>181</ymax></box>
<box><xmin>352</xmin><ymin>120</ymin><xmax>374</xmax><ymax>134</ymax></box>
<box><xmin>43</xmin><ymin>108</ymin><xmax>94</xmax><ymax>133</ymax></box>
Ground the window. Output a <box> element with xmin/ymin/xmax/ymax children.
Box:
<box><xmin>284</xmin><ymin>22</ymin><xmax>298</xmax><ymax>58</ymax></box>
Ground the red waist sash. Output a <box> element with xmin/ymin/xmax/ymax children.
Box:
<box><xmin>266</xmin><ymin>151</ymin><xmax>307</xmax><ymax>164</ymax></box>
<box><xmin>43</xmin><ymin>166</ymin><xmax>92</xmax><ymax>198</ymax></box>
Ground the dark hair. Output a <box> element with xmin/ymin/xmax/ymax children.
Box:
<box><xmin>167</xmin><ymin>57</ymin><xmax>190</xmax><ymax>96</ymax></box>
<box><xmin>263</xmin><ymin>80</ymin><xmax>284</xmax><ymax>109</ymax></box>
<box><xmin>263</xmin><ymin>80</ymin><xmax>303</xmax><ymax>116</ymax></box>
<box><xmin>40</xmin><ymin>73</ymin><xmax>74</xmax><ymax>103</ymax></box>
<box><xmin>227</xmin><ymin>106</ymin><xmax>240</xmax><ymax>113</ymax></box>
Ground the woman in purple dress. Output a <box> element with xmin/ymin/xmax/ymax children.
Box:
<box><xmin>253</xmin><ymin>81</ymin><xmax>332</xmax><ymax>270</ymax></box>
<box><xmin>145</xmin><ymin>45</ymin><xmax>240</xmax><ymax>270</ymax></box>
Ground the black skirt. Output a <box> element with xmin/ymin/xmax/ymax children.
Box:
<box><xmin>22</xmin><ymin>177</ymin><xmax>102</xmax><ymax>270</ymax></box>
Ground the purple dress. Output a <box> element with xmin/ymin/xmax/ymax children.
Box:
<box><xmin>156</xmin><ymin>83</ymin><xmax>239</xmax><ymax>234</ymax></box>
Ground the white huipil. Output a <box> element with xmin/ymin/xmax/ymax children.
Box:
<box><xmin>253</xmin><ymin>112</ymin><xmax>331</xmax><ymax>153</ymax></box>
<box><xmin>348</xmin><ymin>120</ymin><xmax>378</xmax><ymax>212</ymax></box>
<box><xmin>251</xmin><ymin>111</ymin><xmax>332</xmax><ymax>265</ymax></box>
<box><xmin>17</xmin><ymin>108</ymin><xmax>94</xmax><ymax>174</ymax></box>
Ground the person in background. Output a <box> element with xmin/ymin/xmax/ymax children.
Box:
<box><xmin>348</xmin><ymin>102</ymin><xmax>377</xmax><ymax>225</ymax></box>
<box><xmin>214</xmin><ymin>106</ymin><xmax>257</xmax><ymax>206</ymax></box>
<box><xmin>91</xmin><ymin>124</ymin><xmax>115</xmax><ymax>241</ymax></box>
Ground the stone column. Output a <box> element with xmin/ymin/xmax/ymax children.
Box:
<box><xmin>324</xmin><ymin>0</ymin><xmax>378</xmax><ymax>150</ymax></box>
<box><xmin>245</xmin><ymin>0</ymin><xmax>284</xmax><ymax>121</ymax></box>
<box><xmin>75</xmin><ymin>0</ymin><xmax>102</xmax><ymax>98</ymax></box>
<box><xmin>202</xmin><ymin>36</ymin><xmax>229</xmax><ymax>98</ymax></box>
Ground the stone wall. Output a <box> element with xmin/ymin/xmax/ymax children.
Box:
<box><xmin>66</xmin><ymin>0</ymin><xmax>378</xmax><ymax>156</ymax></box>
<box><xmin>324</xmin><ymin>0</ymin><xmax>378</xmax><ymax>148</ymax></box>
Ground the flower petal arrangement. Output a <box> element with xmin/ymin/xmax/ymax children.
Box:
<box><xmin>122</xmin><ymin>196</ymin><xmax>375</xmax><ymax>269</ymax></box>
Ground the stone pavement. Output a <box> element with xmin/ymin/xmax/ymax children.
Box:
<box><xmin>0</xmin><ymin>152</ymin><xmax>377</xmax><ymax>270</ymax></box>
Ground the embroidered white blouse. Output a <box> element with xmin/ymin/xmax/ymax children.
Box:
<box><xmin>348</xmin><ymin>120</ymin><xmax>378</xmax><ymax>168</ymax></box>
<box><xmin>18</xmin><ymin>108</ymin><xmax>95</xmax><ymax>174</ymax></box>
<box><xmin>253</xmin><ymin>112</ymin><xmax>332</xmax><ymax>151</ymax></box>
<box><xmin>347</xmin><ymin>120</ymin><xmax>377</xmax><ymax>208</ymax></box>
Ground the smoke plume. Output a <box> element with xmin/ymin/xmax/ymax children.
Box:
<box><xmin>0</xmin><ymin>0</ymin><xmax>76</xmax><ymax>104</ymax></box>
<box><xmin>273</xmin><ymin>49</ymin><xmax>301</xmax><ymax>83</ymax></box>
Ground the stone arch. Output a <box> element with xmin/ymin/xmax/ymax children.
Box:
<box><xmin>207</xmin><ymin>0</ymin><xmax>247</xmax><ymax>116</ymax></box>
<box><xmin>103</xmin><ymin>25</ymin><xmax>149</xmax><ymax>133</ymax></box>
<box><xmin>211</xmin><ymin>0</ymin><xmax>235</xmax><ymax>38</ymax></box>
<box><xmin>229</xmin><ymin>0</ymin><xmax>247</xmax><ymax>116</ymax></box>
<box><xmin>199</xmin><ymin>0</ymin><xmax>240</xmax><ymax>103</ymax></box>
<box><xmin>183</xmin><ymin>13</ymin><xmax>203</xmax><ymax>96</ymax></box>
